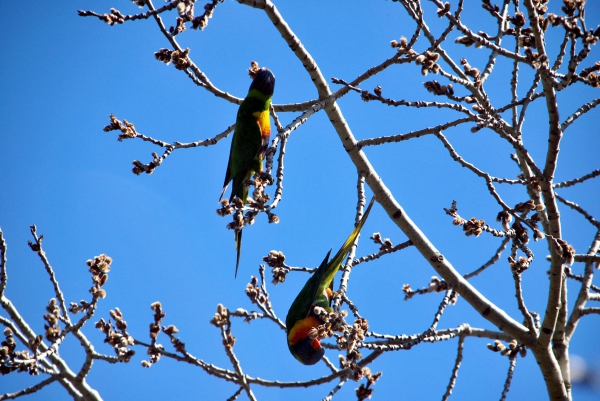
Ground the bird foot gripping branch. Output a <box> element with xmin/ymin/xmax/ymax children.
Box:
<box><xmin>216</xmin><ymin>173</ymin><xmax>279</xmax><ymax>229</ymax></box>
<box><xmin>309</xmin><ymin>306</ymin><xmax>349</xmax><ymax>342</ymax></box>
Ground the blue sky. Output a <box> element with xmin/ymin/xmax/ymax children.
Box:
<box><xmin>1</xmin><ymin>1</ymin><xmax>599</xmax><ymax>400</ymax></box>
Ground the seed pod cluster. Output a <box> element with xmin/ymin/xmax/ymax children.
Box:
<box><xmin>415</xmin><ymin>51</ymin><xmax>441</xmax><ymax>76</ymax></box>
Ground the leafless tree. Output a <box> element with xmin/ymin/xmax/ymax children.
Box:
<box><xmin>2</xmin><ymin>1</ymin><xmax>599</xmax><ymax>400</ymax></box>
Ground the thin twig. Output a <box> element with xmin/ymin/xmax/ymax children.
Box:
<box><xmin>334</xmin><ymin>174</ymin><xmax>368</xmax><ymax>308</ymax></box>
<box><xmin>516</xmin><ymin>72</ymin><xmax>542</xmax><ymax>133</ymax></box>
<box><xmin>322</xmin><ymin>378</ymin><xmax>348</xmax><ymax>401</ymax></box>
<box><xmin>135</xmin><ymin>338</ymin><xmax>376</xmax><ymax>388</ymax></box>
<box><xmin>565</xmin><ymin>269</ymin><xmax>600</xmax><ymax>294</ymax></box>
<box><xmin>257</xmin><ymin>265</ymin><xmax>284</xmax><ymax>327</ymax></box>
<box><xmin>332</xmin><ymin>79</ymin><xmax>479</xmax><ymax>120</ymax></box>
<box><xmin>441</xmin><ymin>335</ymin><xmax>465</xmax><ymax>401</ymax></box>
<box><xmin>480</xmin><ymin>0</ymin><xmax>511</xmax><ymax>83</ymax></box>
<box><xmin>357</xmin><ymin>117</ymin><xmax>476</xmax><ymax>149</ymax></box>
<box><xmin>565</xmin><ymin>230</ymin><xmax>600</xmax><ymax>341</ymax></box>
<box><xmin>268</xmin><ymin>134</ymin><xmax>287</xmax><ymax>210</ymax></box>
<box><xmin>367</xmin><ymin>324</ymin><xmax>514</xmax><ymax>344</ymax></box>
<box><xmin>553</xmin><ymin>169</ymin><xmax>600</xmax><ymax>189</ymax></box>
<box><xmin>436</xmin><ymin>132</ymin><xmax>526</xmax><ymax>188</ymax></box>
<box><xmin>341</xmin><ymin>294</ymin><xmax>362</xmax><ymax>320</ymax></box>
<box><xmin>0</xmin><ymin>228</ymin><xmax>7</xmax><ymax>297</ymax></box>
<box><xmin>77</xmin><ymin>3</ymin><xmax>178</xmax><ymax>23</ymax></box>
<box><xmin>499</xmin><ymin>355</ymin><xmax>518</xmax><ymax>401</ymax></box>
<box><xmin>572</xmin><ymin>254</ymin><xmax>600</xmax><ymax>264</ymax></box>
<box><xmin>552</xmin><ymin>32</ymin><xmax>570</xmax><ymax>71</ymax></box>
<box><xmin>432</xmin><ymin>0</ymin><xmax>529</xmax><ymax>64</ymax></box>
<box><xmin>561</xmin><ymin>98</ymin><xmax>600</xmax><ymax>131</ymax></box>
<box><xmin>464</xmin><ymin>238</ymin><xmax>510</xmax><ymax>280</ymax></box>
<box><xmin>581</xmin><ymin>307</ymin><xmax>600</xmax><ymax>316</ymax></box>
<box><xmin>352</xmin><ymin>240</ymin><xmax>413</xmax><ymax>266</ymax></box>
<box><xmin>429</xmin><ymin>289</ymin><xmax>455</xmax><ymax>332</ymax></box>
<box><xmin>0</xmin><ymin>376</ymin><xmax>59</xmax><ymax>400</ymax></box>
<box><xmin>438</xmin><ymin>134</ymin><xmax>543</xmax><ymax>238</ymax></box>
<box><xmin>510</xmin><ymin>1</ymin><xmax>521</xmax><ymax>131</ymax></box>
<box><xmin>220</xmin><ymin>326</ymin><xmax>256</xmax><ymax>401</ymax></box>
<box><xmin>321</xmin><ymin>355</ymin><xmax>339</xmax><ymax>374</ymax></box>
<box><xmin>28</xmin><ymin>226</ymin><xmax>71</xmax><ymax>325</ymax></box>
<box><xmin>512</xmin><ymin>272</ymin><xmax>537</xmax><ymax>334</ymax></box>
<box><xmin>226</xmin><ymin>386</ymin><xmax>244</xmax><ymax>401</ymax></box>
<box><xmin>556</xmin><ymin>194</ymin><xmax>600</xmax><ymax>228</ymax></box>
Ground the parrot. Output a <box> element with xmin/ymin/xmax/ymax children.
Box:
<box><xmin>285</xmin><ymin>196</ymin><xmax>376</xmax><ymax>365</ymax></box>
<box><xmin>220</xmin><ymin>67</ymin><xmax>275</xmax><ymax>278</ymax></box>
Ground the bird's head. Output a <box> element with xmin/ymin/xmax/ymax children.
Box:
<box><xmin>249</xmin><ymin>67</ymin><xmax>275</xmax><ymax>97</ymax></box>
<box><xmin>289</xmin><ymin>336</ymin><xmax>325</xmax><ymax>366</ymax></box>
<box><xmin>287</xmin><ymin>316</ymin><xmax>325</xmax><ymax>365</ymax></box>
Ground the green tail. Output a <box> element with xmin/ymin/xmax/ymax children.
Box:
<box><xmin>316</xmin><ymin>196</ymin><xmax>376</xmax><ymax>286</ymax></box>
<box><xmin>235</xmin><ymin>229</ymin><xmax>242</xmax><ymax>278</ymax></box>
<box><xmin>233</xmin><ymin>182</ymin><xmax>249</xmax><ymax>278</ymax></box>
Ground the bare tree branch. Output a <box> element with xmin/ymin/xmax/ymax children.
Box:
<box><xmin>441</xmin><ymin>334</ymin><xmax>465</xmax><ymax>401</ymax></box>
<box><xmin>553</xmin><ymin>169</ymin><xmax>600</xmax><ymax>189</ymax></box>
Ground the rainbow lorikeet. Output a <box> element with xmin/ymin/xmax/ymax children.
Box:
<box><xmin>286</xmin><ymin>197</ymin><xmax>376</xmax><ymax>365</ymax></box>
<box><xmin>220</xmin><ymin>67</ymin><xmax>275</xmax><ymax>277</ymax></box>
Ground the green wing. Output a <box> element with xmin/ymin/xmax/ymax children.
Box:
<box><xmin>230</xmin><ymin>107</ymin><xmax>263</xmax><ymax>202</ymax></box>
<box><xmin>221</xmin><ymin>105</ymin><xmax>262</xmax><ymax>202</ymax></box>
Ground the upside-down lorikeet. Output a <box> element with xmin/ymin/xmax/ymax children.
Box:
<box><xmin>286</xmin><ymin>197</ymin><xmax>376</xmax><ymax>365</ymax></box>
<box><xmin>220</xmin><ymin>67</ymin><xmax>275</xmax><ymax>278</ymax></box>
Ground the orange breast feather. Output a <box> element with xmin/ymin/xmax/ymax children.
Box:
<box><xmin>288</xmin><ymin>316</ymin><xmax>321</xmax><ymax>345</ymax></box>
<box><xmin>253</xmin><ymin>110</ymin><xmax>271</xmax><ymax>140</ymax></box>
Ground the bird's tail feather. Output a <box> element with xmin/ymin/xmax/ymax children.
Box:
<box><xmin>320</xmin><ymin>196</ymin><xmax>376</xmax><ymax>282</ymax></box>
<box><xmin>219</xmin><ymin>184</ymin><xmax>229</xmax><ymax>202</ymax></box>
<box><xmin>235</xmin><ymin>228</ymin><xmax>242</xmax><ymax>278</ymax></box>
